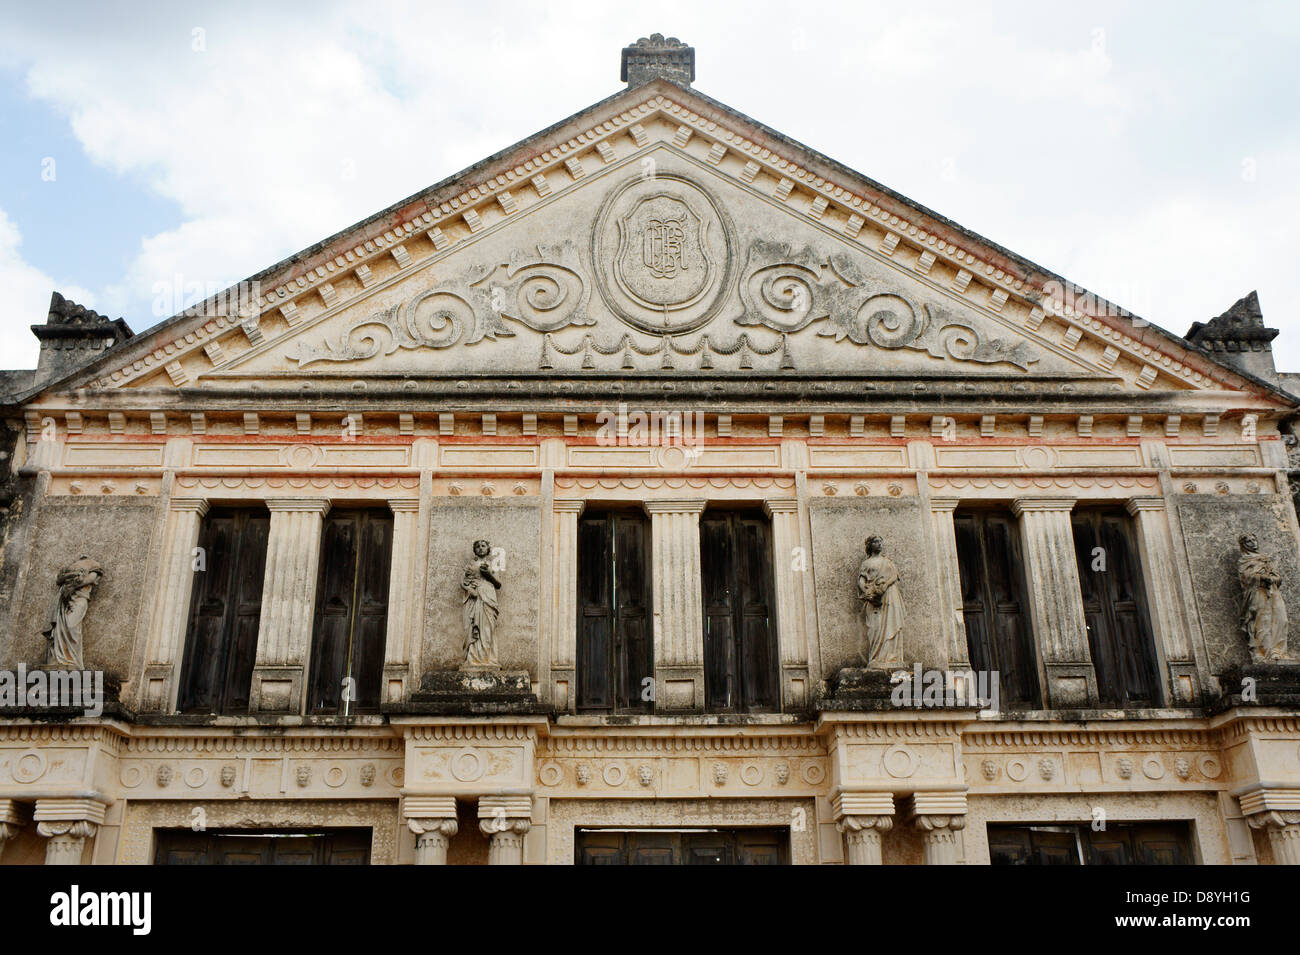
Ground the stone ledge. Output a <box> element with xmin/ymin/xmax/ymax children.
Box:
<box><xmin>1214</xmin><ymin>663</ymin><xmax>1300</xmax><ymax>710</ymax></box>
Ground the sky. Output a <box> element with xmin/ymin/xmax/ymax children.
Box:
<box><xmin>1</xmin><ymin>0</ymin><xmax>1298</xmax><ymax>371</ymax></box>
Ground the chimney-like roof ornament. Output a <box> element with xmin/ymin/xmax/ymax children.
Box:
<box><xmin>621</xmin><ymin>34</ymin><xmax>694</xmax><ymax>88</ymax></box>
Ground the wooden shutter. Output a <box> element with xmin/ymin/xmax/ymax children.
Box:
<box><xmin>701</xmin><ymin>511</ymin><xmax>779</xmax><ymax>713</ymax></box>
<box><xmin>177</xmin><ymin>508</ymin><xmax>269</xmax><ymax>714</ymax></box>
<box><xmin>576</xmin><ymin>512</ymin><xmax>652</xmax><ymax>713</ymax></box>
<box><xmin>954</xmin><ymin>510</ymin><xmax>1039</xmax><ymax>707</ymax></box>
<box><xmin>576</xmin><ymin>515</ymin><xmax>614</xmax><ymax>711</ymax></box>
<box><xmin>613</xmin><ymin>515</ymin><xmax>652</xmax><ymax>711</ymax></box>
<box><xmin>307</xmin><ymin>509</ymin><xmax>392</xmax><ymax>714</ymax></box>
<box><xmin>1072</xmin><ymin>510</ymin><xmax>1160</xmax><ymax>706</ymax></box>
<box><xmin>701</xmin><ymin>513</ymin><xmax>738</xmax><ymax>710</ymax></box>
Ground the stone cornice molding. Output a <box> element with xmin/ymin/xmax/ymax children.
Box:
<box><xmin>33</xmin><ymin>797</ymin><xmax>108</xmax><ymax>827</ymax></box>
<box><xmin>168</xmin><ymin>497</ymin><xmax>210</xmax><ymax>515</ymax></box>
<box><xmin>553</xmin><ymin>499</ymin><xmax>586</xmax><ymax>514</ymax></box>
<box><xmin>1126</xmin><ymin>496</ymin><xmax>1166</xmax><ymax>514</ymax></box>
<box><xmin>1011</xmin><ymin>497</ymin><xmax>1077</xmax><ymax>515</ymax></box>
<box><xmin>643</xmin><ymin>498</ymin><xmax>708</xmax><ymax>515</ymax></box>
<box><xmin>265</xmin><ymin>497</ymin><xmax>333</xmax><ymax>515</ymax></box>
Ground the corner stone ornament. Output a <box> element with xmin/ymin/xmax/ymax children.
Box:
<box><xmin>857</xmin><ymin>536</ymin><xmax>904</xmax><ymax>668</ymax></box>
<box><xmin>461</xmin><ymin>539</ymin><xmax>501</xmax><ymax>668</ymax></box>
<box><xmin>1239</xmin><ymin>533</ymin><xmax>1289</xmax><ymax>662</ymax></box>
<box><xmin>40</xmin><ymin>554</ymin><xmax>104</xmax><ymax>670</ymax></box>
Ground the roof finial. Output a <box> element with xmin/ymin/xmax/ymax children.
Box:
<box><xmin>621</xmin><ymin>34</ymin><xmax>694</xmax><ymax>88</ymax></box>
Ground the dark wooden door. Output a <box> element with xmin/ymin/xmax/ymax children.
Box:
<box><xmin>307</xmin><ymin>509</ymin><xmax>393</xmax><ymax>714</ymax></box>
<box><xmin>177</xmin><ymin>508</ymin><xmax>270</xmax><ymax>714</ymax></box>
<box><xmin>1072</xmin><ymin>510</ymin><xmax>1160</xmax><ymax>707</ymax></box>
<box><xmin>954</xmin><ymin>510</ymin><xmax>1039</xmax><ymax>707</ymax></box>
<box><xmin>155</xmin><ymin>829</ymin><xmax>371</xmax><ymax>865</ymax></box>
<box><xmin>988</xmin><ymin>823</ymin><xmax>1191</xmax><ymax>865</ymax></box>
<box><xmin>700</xmin><ymin>511</ymin><xmax>779</xmax><ymax>712</ymax></box>
<box><xmin>577</xmin><ymin>511</ymin><xmax>653</xmax><ymax>712</ymax></box>
<box><xmin>575</xmin><ymin>828</ymin><xmax>790</xmax><ymax>865</ymax></box>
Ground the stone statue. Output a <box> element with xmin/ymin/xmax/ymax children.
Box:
<box><xmin>857</xmin><ymin>536</ymin><xmax>904</xmax><ymax>668</ymax></box>
<box><xmin>1239</xmin><ymin>534</ymin><xmax>1288</xmax><ymax>662</ymax></box>
<box><xmin>40</xmin><ymin>554</ymin><xmax>104</xmax><ymax>670</ymax></box>
<box><xmin>461</xmin><ymin>539</ymin><xmax>501</xmax><ymax>668</ymax></box>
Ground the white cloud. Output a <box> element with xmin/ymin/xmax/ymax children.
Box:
<box><xmin>0</xmin><ymin>207</ymin><xmax>94</xmax><ymax>369</ymax></box>
<box><xmin>0</xmin><ymin>0</ymin><xmax>1297</xmax><ymax>375</ymax></box>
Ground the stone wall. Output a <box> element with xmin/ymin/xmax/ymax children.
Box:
<box><xmin>1175</xmin><ymin>494</ymin><xmax>1300</xmax><ymax>673</ymax></box>
<box><xmin>808</xmin><ymin>496</ymin><xmax>942</xmax><ymax>677</ymax></box>
<box><xmin>423</xmin><ymin>497</ymin><xmax>542</xmax><ymax>674</ymax></box>
<box><xmin>6</xmin><ymin>496</ymin><xmax>158</xmax><ymax>680</ymax></box>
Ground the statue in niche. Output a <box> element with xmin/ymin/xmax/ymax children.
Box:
<box><xmin>461</xmin><ymin>539</ymin><xmax>501</xmax><ymax>668</ymax></box>
<box><xmin>857</xmin><ymin>536</ymin><xmax>904</xmax><ymax>668</ymax></box>
<box><xmin>1239</xmin><ymin>534</ymin><xmax>1288</xmax><ymax>662</ymax></box>
<box><xmin>40</xmin><ymin>554</ymin><xmax>104</xmax><ymax>669</ymax></box>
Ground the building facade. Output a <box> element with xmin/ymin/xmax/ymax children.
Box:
<box><xmin>2</xmin><ymin>36</ymin><xmax>1300</xmax><ymax>866</ymax></box>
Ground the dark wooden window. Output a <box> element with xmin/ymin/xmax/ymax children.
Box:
<box><xmin>177</xmin><ymin>508</ymin><xmax>270</xmax><ymax>714</ymax></box>
<box><xmin>576</xmin><ymin>828</ymin><xmax>790</xmax><ymax>865</ymax></box>
<box><xmin>988</xmin><ymin>822</ymin><xmax>1192</xmax><ymax>865</ymax></box>
<box><xmin>701</xmin><ymin>510</ymin><xmax>779</xmax><ymax>712</ymax></box>
<box><xmin>154</xmin><ymin>829</ymin><xmax>370</xmax><ymax>865</ymax></box>
<box><xmin>1071</xmin><ymin>509</ymin><xmax>1161</xmax><ymax>707</ymax></box>
<box><xmin>307</xmin><ymin>509</ymin><xmax>393</xmax><ymax>714</ymax></box>
<box><xmin>576</xmin><ymin>511</ymin><xmax>653</xmax><ymax>712</ymax></box>
<box><xmin>954</xmin><ymin>509</ymin><xmax>1039</xmax><ymax>707</ymax></box>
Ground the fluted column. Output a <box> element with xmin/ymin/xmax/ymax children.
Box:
<box><xmin>1248</xmin><ymin>813</ymin><xmax>1300</xmax><ymax>865</ymax></box>
<box><xmin>550</xmin><ymin>500</ymin><xmax>585</xmax><ymax>711</ymax></box>
<box><xmin>141</xmin><ymin>497</ymin><xmax>208</xmax><ymax>711</ymax></box>
<box><xmin>930</xmin><ymin>498</ymin><xmax>968</xmax><ymax>668</ymax></box>
<box><xmin>34</xmin><ymin>797</ymin><xmax>106</xmax><ymax>866</ymax></box>
<box><xmin>913</xmin><ymin>792</ymin><xmax>966</xmax><ymax>865</ymax></box>
<box><xmin>764</xmin><ymin>499</ymin><xmax>809</xmax><ymax>707</ymax></box>
<box><xmin>404</xmin><ymin>796</ymin><xmax>459</xmax><ymax>865</ymax></box>
<box><xmin>383</xmin><ymin>500</ymin><xmax>421</xmax><ymax>703</ymax></box>
<box><xmin>1011</xmin><ymin>498</ymin><xmax>1096</xmax><ymax>707</ymax></box>
<box><xmin>832</xmin><ymin>792</ymin><xmax>894</xmax><ymax>865</ymax></box>
<box><xmin>0</xmin><ymin>800</ymin><xmax>23</xmax><ymax>863</ymax></box>
<box><xmin>1127</xmin><ymin>497</ymin><xmax>1195</xmax><ymax>703</ymax></box>
<box><xmin>478</xmin><ymin>795</ymin><xmax>533</xmax><ymax>865</ymax></box>
<box><xmin>644</xmin><ymin>499</ymin><xmax>707</xmax><ymax>712</ymax></box>
<box><xmin>250</xmin><ymin>498</ymin><xmax>331</xmax><ymax>713</ymax></box>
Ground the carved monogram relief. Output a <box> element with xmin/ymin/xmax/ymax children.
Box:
<box><xmin>592</xmin><ymin>173</ymin><xmax>734</xmax><ymax>334</ymax></box>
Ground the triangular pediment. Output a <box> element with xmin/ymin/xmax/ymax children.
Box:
<box><xmin>50</xmin><ymin>81</ymin><xmax>1288</xmax><ymax>406</ymax></box>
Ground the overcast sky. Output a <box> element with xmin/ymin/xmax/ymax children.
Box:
<box><xmin>1</xmin><ymin>0</ymin><xmax>1297</xmax><ymax>371</ymax></box>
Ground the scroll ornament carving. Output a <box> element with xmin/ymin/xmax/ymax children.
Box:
<box><xmin>734</xmin><ymin>240</ymin><xmax>1037</xmax><ymax>371</ymax></box>
<box><xmin>40</xmin><ymin>555</ymin><xmax>103</xmax><ymax>670</ymax></box>
<box><xmin>293</xmin><ymin>242</ymin><xmax>592</xmax><ymax>366</ymax></box>
<box><xmin>857</xmin><ymin>536</ymin><xmax>905</xmax><ymax>668</ymax></box>
<box><xmin>1239</xmin><ymin>534</ymin><xmax>1289</xmax><ymax>662</ymax></box>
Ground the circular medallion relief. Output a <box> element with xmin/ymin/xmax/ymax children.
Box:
<box><xmin>592</xmin><ymin>174</ymin><xmax>734</xmax><ymax>335</ymax></box>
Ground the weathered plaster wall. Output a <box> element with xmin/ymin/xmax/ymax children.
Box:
<box><xmin>1175</xmin><ymin>494</ymin><xmax>1300</xmax><ymax>673</ymax></box>
<box><xmin>423</xmin><ymin>497</ymin><xmax>542</xmax><ymax>674</ymax></box>
<box><xmin>7</xmin><ymin>496</ymin><xmax>158</xmax><ymax>679</ymax></box>
<box><xmin>808</xmin><ymin>497</ymin><xmax>942</xmax><ymax>677</ymax></box>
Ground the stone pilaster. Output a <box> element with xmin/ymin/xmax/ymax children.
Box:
<box><xmin>831</xmin><ymin>792</ymin><xmax>894</xmax><ymax>865</ymax></box>
<box><xmin>1011</xmin><ymin>498</ymin><xmax>1096</xmax><ymax>707</ymax></box>
<box><xmin>1240</xmin><ymin>788</ymin><xmax>1300</xmax><ymax>865</ymax></box>
<box><xmin>644</xmin><ymin>499</ymin><xmax>707</xmax><ymax>712</ymax></box>
<box><xmin>1127</xmin><ymin>497</ymin><xmax>1196</xmax><ymax>704</ymax></box>
<box><xmin>404</xmin><ymin>796</ymin><xmax>459</xmax><ymax>865</ymax></box>
<box><xmin>383</xmin><ymin>500</ymin><xmax>421</xmax><ymax>703</ymax></box>
<box><xmin>929</xmin><ymin>498</ymin><xmax>968</xmax><ymax>668</ymax></box>
<box><xmin>141</xmin><ymin>497</ymin><xmax>209</xmax><ymax>711</ymax></box>
<box><xmin>33</xmin><ymin>797</ymin><xmax>106</xmax><ymax>866</ymax></box>
<box><xmin>0</xmin><ymin>799</ymin><xmax>23</xmax><ymax>863</ymax></box>
<box><xmin>550</xmin><ymin>499</ymin><xmax>585</xmax><ymax>711</ymax></box>
<box><xmin>250</xmin><ymin>498</ymin><xmax>331</xmax><ymax>713</ymax></box>
<box><xmin>912</xmin><ymin>792</ymin><xmax>967</xmax><ymax>865</ymax></box>
<box><xmin>478</xmin><ymin>795</ymin><xmax>533</xmax><ymax>865</ymax></box>
<box><xmin>1248</xmin><ymin>812</ymin><xmax>1300</xmax><ymax>865</ymax></box>
<box><xmin>764</xmin><ymin>499</ymin><xmax>810</xmax><ymax>708</ymax></box>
